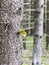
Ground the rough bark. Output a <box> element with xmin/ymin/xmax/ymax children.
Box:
<box><xmin>32</xmin><ymin>0</ymin><xmax>44</xmax><ymax>65</ymax></box>
<box><xmin>0</xmin><ymin>0</ymin><xmax>23</xmax><ymax>65</ymax></box>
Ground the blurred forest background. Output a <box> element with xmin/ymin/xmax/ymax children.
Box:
<box><xmin>22</xmin><ymin>0</ymin><xmax>49</xmax><ymax>65</ymax></box>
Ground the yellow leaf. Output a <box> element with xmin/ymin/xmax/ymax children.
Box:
<box><xmin>19</xmin><ymin>29</ymin><xmax>27</xmax><ymax>37</ymax></box>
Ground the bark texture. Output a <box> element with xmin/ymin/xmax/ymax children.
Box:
<box><xmin>0</xmin><ymin>0</ymin><xmax>23</xmax><ymax>65</ymax></box>
<box><xmin>32</xmin><ymin>0</ymin><xmax>44</xmax><ymax>65</ymax></box>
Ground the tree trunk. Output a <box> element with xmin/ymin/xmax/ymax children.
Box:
<box><xmin>32</xmin><ymin>0</ymin><xmax>44</xmax><ymax>65</ymax></box>
<box><xmin>0</xmin><ymin>0</ymin><xmax>23</xmax><ymax>65</ymax></box>
<box><xmin>46</xmin><ymin>0</ymin><xmax>49</xmax><ymax>50</ymax></box>
<box><xmin>23</xmin><ymin>38</ymin><xmax>26</xmax><ymax>50</ymax></box>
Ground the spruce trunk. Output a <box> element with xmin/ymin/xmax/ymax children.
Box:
<box><xmin>0</xmin><ymin>0</ymin><xmax>23</xmax><ymax>65</ymax></box>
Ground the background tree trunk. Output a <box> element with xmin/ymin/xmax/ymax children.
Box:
<box><xmin>0</xmin><ymin>0</ymin><xmax>23</xmax><ymax>65</ymax></box>
<box><xmin>32</xmin><ymin>0</ymin><xmax>44</xmax><ymax>65</ymax></box>
<box><xmin>46</xmin><ymin>0</ymin><xmax>49</xmax><ymax>50</ymax></box>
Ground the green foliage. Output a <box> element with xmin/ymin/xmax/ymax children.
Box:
<box><xmin>22</xmin><ymin>54</ymin><xmax>28</xmax><ymax>60</ymax></box>
<box><xmin>26</xmin><ymin>36</ymin><xmax>34</xmax><ymax>49</ymax></box>
<box><xmin>42</xmin><ymin>63</ymin><xmax>49</xmax><ymax>65</ymax></box>
<box><xmin>43</xmin><ymin>35</ymin><xmax>46</xmax><ymax>43</ymax></box>
<box><xmin>22</xmin><ymin>63</ymin><xmax>28</xmax><ymax>65</ymax></box>
<box><xmin>42</xmin><ymin>56</ymin><xmax>47</xmax><ymax>62</ymax></box>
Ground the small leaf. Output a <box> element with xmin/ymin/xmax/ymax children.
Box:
<box><xmin>19</xmin><ymin>29</ymin><xmax>27</xmax><ymax>37</ymax></box>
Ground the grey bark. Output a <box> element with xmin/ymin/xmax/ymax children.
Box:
<box><xmin>32</xmin><ymin>0</ymin><xmax>44</xmax><ymax>65</ymax></box>
<box><xmin>0</xmin><ymin>0</ymin><xmax>23</xmax><ymax>65</ymax></box>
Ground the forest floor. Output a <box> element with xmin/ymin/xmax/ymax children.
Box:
<box><xmin>22</xmin><ymin>36</ymin><xmax>49</xmax><ymax>65</ymax></box>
